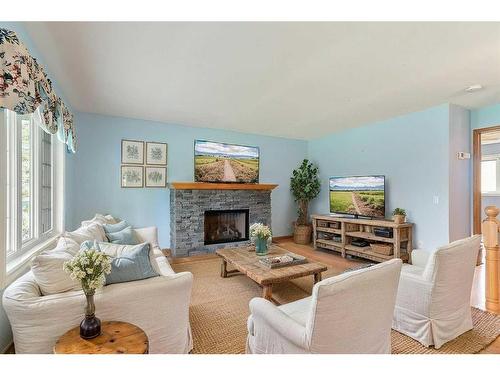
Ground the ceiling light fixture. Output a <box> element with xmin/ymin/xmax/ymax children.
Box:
<box><xmin>465</xmin><ymin>84</ymin><xmax>483</xmax><ymax>93</ymax></box>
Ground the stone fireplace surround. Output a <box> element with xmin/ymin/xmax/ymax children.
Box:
<box><xmin>169</xmin><ymin>183</ymin><xmax>277</xmax><ymax>257</ymax></box>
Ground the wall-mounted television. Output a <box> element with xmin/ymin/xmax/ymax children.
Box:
<box><xmin>194</xmin><ymin>140</ymin><xmax>260</xmax><ymax>183</ymax></box>
<box><xmin>329</xmin><ymin>175</ymin><xmax>385</xmax><ymax>218</ymax></box>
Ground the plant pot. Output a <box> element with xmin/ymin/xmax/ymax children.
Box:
<box><xmin>293</xmin><ymin>223</ymin><xmax>312</xmax><ymax>244</ymax></box>
<box><xmin>393</xmin><ymin>215</ymin><xmax>406</xmax><ymax>224</ymax></box>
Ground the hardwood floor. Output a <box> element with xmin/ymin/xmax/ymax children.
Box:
<box><xmin>171</xmin><ymin>237</ymin><xmax>500</xmax><ymax>354</ymax></box>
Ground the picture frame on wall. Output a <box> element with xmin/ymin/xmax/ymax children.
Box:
<box><xmin>121</xmin><ymin>139</ymin><xmax>144</xmax><ymax>164</ymax></box>
<box><xmin>121</xmin><ymin>166</ymin><xmax>144</xmax><ymax>188</ymax></box>
<box><xmin>145</xmin><ymin>167</ymin><xmax>167</xmax><ymax>188</ymax></box>
<box><xmin>146</xmin><ymin>141</ymin><xmax>168</xmax><ymax>165</ymax></box>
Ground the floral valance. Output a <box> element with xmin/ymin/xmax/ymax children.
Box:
<box><xmin>0</xmin><ymin>28</ymin><xmax>76</xmax><ymax>153</ymax></box>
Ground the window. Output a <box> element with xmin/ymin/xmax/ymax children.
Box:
<box><xmin>482</xmin><ymin>159</ymin><xmax>498</xmax><ymax>193</ymax></box>
<box><xmin>41</xmin><ymin>129</ymin><xmax>53</xmax><ymax>234</ymax></box>
<box><xmin>20</xmin><ymin>116</ymin><xmax>34</xmax><ymax>242</ymax></box>
<box><xmin>2</xmin><ymin>109</ymin><xmax>64</xmax><ymax>266</ymax></box>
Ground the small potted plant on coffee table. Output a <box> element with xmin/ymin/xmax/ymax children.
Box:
<box><xmin>392</xmin><ymin>208</ymin><xmax>407</xmax><ymax>224</ymax></box>
<box><xmin>250</xmin><ymin>223</ymin><xmax>272</xmax><ymax>256</ymax></box>
<box><xmin>290</xmin><ymin>159</ymin><xmax>321</xmax><ymax>244</ymax></box>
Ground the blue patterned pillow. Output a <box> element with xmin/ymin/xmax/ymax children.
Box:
<box><xmin>104</xmin><ymin>243</ymin><xmax>158</xmax><ymax>285</ymax></box>
<box><xmin>106</xmin><ymin>226</ymin><xmax>139</xmax><ymax>245</ymax></box>
<box><xmin>103</xmin><ymin>220</ymin><xmax>129</xmax><ymax>234</ymax></box>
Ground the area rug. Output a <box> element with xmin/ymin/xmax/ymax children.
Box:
<box><xmin>172</xmin><ymin>257</ymin><xmax>500</xmax><ymax>354</ymax></box>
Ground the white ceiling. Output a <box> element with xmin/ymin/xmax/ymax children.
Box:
<box><xmin>23</xmin><ymin>22</ymin><xmax>500</xmax><ymax>140</ymax></box>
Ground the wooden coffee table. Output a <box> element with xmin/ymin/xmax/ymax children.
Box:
<box><xmin>216</xmin><ymin>245</ymin><xmax>327</xmax><ymax>302</ymax></box>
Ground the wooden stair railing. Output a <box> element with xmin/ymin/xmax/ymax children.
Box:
<box><xmin>482</xmin><ymin>206</ymin><xmax>500</xmax><ymax>313</ymax></box>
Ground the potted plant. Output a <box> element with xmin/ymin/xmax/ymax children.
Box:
<box><xmin>392</xmin><ymin>208</ymin><xmax>407</xmax><ymax>224</ymax></box>
<box><xmin>250</xmin><ymin>223</ymin><xmax>272</xmax><ymax>256</ymax></box>
<box><xmin>290</xmin><ymin>159</ymin><xmax>321</xmax><ymax>244</ymax></box>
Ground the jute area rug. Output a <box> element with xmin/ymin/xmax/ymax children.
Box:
<box><xmin>172</xmin><ymin>257</ymin><xmax>500</xmax><ymax>354</ymax></box>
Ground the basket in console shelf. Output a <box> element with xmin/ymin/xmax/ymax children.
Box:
<box><xmin>369</xmin><ymin>243</ymin><xmax>393</xmax><ymax>256</ymax></box>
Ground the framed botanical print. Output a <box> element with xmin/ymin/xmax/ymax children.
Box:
<box><xmin>121</xmin><ymin>166</ymin><xmax>144</xmax><ymax>188</ymax></box>
<box><xmin>145</xmin><ymin>167</ymin><xmax>167</xmax><ymax>188</ymax></box>
<box><xmin>121</xmin><ymin>139</ymin><xmax>144</xmax><ymax>164</ymax></box>
<box><xmin>146</xmin><ymin>142</ymin><xmax>168</xmax><ymax>165</ymax></box>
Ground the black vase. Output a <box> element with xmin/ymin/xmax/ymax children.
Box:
<box><xmin>80</xmin><ymin>292</ymin><xmax>101</xmax><ymax>339</ymax></box>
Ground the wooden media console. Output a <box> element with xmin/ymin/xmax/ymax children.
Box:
<box><xmin>311</xmin><ymin>215</ymin><xmax>413</xmax><ymax>263</ymax></box>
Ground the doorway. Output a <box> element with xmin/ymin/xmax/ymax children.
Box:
<box><xmin>473</xmin><ymin>125</ymin><xmax>500</xmax><ymax>234</ymax></box>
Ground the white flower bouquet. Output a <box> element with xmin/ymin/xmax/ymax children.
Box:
<box><xmin>63</xmin><ymin>244</ymin><xmax>112</xmax><ymax>294</ymax></box>
<box><xmin>250</xmin><ymin>223</ymin><xmax>272</xmax><ymax>241</ymax></box>
<box><xmin>250</xmin><ymin>223</ymin><xmax>272</xmax><ymax>255</ymax></box>
<box><xmin>63</xmin><ymin>242</ymin><xmax>112</xmax><ymax>339</ymax></box>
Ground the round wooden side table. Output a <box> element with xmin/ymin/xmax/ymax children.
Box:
<box><xmin>54</xmin><ymin>321</ymin><xmax>149</xmax><ymax>354</ymax></box>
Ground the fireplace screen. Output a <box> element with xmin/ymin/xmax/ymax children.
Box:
<box><xmin>204</xmin><ymin>209</ymin><xmax>249</xmax><ymax>245</ymax></box>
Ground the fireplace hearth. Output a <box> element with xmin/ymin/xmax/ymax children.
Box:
<box><xmin>204</xmin><ymin>209</ymin><xmax>249</xmax><ymax>245</ymax></box>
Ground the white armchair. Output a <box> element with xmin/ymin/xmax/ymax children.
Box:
<box><xmin>246</xmin><ymin>259</ymin><xmax>402</xmax><ymax>354</ymax></box>
<box><xmin>392</xmin><ymin>235</ymin><xmax>481</xmax><ymax>349</ymax></box>
<box><xmin>3</xmin><ymin>225</ymin><xmax>193</xmax><ymax>354</ymax></box>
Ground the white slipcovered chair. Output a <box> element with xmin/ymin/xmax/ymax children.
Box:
<box><xmin>392</xmin><ymin>235</ymin><xmax>481</xmax><ymax>349</ymax></box>
<box><xmin>3</xmin><ymin>222</ymin><xmax>193</xmax><ymax>354</ymax></box>
<box><xmin>246</xmin><ymin>258</ymin><xmax>402</xmax><ymax>354</ymax></box>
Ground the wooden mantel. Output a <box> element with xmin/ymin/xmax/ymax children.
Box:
<box><xmin>169</xmin><ymin>182</ymin><xmax>278</xmax><ymax>191</ymax></box>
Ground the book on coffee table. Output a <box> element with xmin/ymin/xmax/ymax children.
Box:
<box><xmin>259</xmin><ymin>252</ymin><xmax>307</xmax><ymax>269</ymax></box>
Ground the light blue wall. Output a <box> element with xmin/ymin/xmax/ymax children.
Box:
<box><xmin>66</xmin><ymin>112</ymin><xmax>308</xmax><ymax>247</ymax></box>
<box><xmin>471</xmin><ymin>103</ymin><xmax>500</xmax><ymax>130</ymax></box>
<box><xmin>308</xmin><ymin>104</ymin><xmax>451</xmax><ymax>251</ymax></box>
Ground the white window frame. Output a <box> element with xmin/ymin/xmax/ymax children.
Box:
<box><xmin>0</xmin><ymin>109</ymin><xmax>65</xmax><ymax>287</ymax></box>
<box><xmin>481</xmin><ymin>159</ymin><xmax>497</xmax><ymax>193</ymax></box>
<box><xmin>481</xmin><ymin>154</ymin><xmax>500</xmax><ymax>195</ymax></box>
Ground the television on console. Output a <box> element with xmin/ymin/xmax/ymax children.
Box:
<box><xmin>329</xmin><ymin>175</ymin><xmax>385</xmax><ymax>218</ymax></box>
<box><xmin>194</xmin><ymin>140</ymin><xmax>259</xmax><ymax>183</ymax></box>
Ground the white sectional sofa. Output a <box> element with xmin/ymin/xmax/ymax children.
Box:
<box><xmin>2</xmin><ymin>215</ymin><xmax>193</xmax><ymax>354</ymax></box>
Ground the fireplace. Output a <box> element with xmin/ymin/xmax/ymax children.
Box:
<box><xmin>204</xmin><ymin>209</ymin><xmax>249</xmax><ymax>245</ymax></box>
<box><xmin>170</xmin><ymin>184</ymin><xmax>275</xmax><ymax>257</ymax></box>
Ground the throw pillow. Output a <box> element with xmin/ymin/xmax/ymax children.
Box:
<box><xmin>81</xmin><ymin>214</ymin><xmax>117</xmax><ymax>227</ymax></box>
<box><xmin>106</xmin><ymin>226</ymin><xmax>139</xmax><ymax>245</ymax></box>
<box><xmin>31</xmin><ymin>237</ymin><xmax>82</xmax><ymax>295</ymax></box>
<box><xmin>81</xmin><ymin>241</ymin><xmax>159</xmax><ymax>285</ymax></box>
<box><xmin>103</xmin><ymin>220</ymin><xmax>129</xmax><ymax>234</ymax></box>
<box><xmin>89</xmin><ymin>239</ymin><xmax>162</xmax><ymax>275</ymax></box>
<box><xmin>62</xmin><ymin>222</ymin><xmax>107</xmax><ymax>244</ymax></box>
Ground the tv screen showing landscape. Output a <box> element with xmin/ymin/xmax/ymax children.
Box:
<box><xmin>194</xmin><ymin>140</ymin><xmax>259</xmax><ymax>183</ymax></box>
<box><xmin>329</xmin><ymin>175</ymin><xmax>385</xmax><ymax>218</ymax></box>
